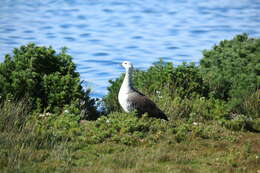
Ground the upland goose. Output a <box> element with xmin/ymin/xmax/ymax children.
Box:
<box><xmin>118</xmin><ymin>61</ymin><xmax>169</xmax><ymax>121</ymax></box>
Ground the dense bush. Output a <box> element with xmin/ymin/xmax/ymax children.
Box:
<box><xmin>200</xmin><ymin>34</ymin><xmax>260</xmax><ymax>113</ymax></box>
<box><xmin>0</xmin><ymin>43</ymin><xmax>98</xmax><ymax>119</ymax></box>
<box><xmin>27</xmin><ymin>111</ymin><xmax>82</xmax><ymax>148</ymax></box>
<box><xmin>83</xmin><ymin>113</ymin><xmax>168</xmax><ymax>145</ymax></box>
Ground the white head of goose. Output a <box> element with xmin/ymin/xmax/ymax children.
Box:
<box><xmin>118</xmin><ymin>61</ymin><xmax>168</xmax><ymax>121</ymax></box>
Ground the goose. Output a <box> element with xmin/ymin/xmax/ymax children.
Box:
<box><xmin>118</xmin><ymin>61</ymin><xmax>169</xmax><ymax>121</ymax></box>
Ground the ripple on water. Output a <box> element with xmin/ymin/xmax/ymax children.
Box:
<box><xmin>77</xmin><ymin>15</ymin><xmax>86</xmax><ymax>20</ymax></box>
<box><xmin>131</xmin><ymin>15</ymin><xmax>142</xmax><ymax>20</ymax></box>
<box><xmin>176</xmin><ymin>53</ymin><xmax>190</xmax><ymax>57</ymax></box>
<box><xmin>80</xmin><ymin>69</ymin><xmax>97</xmax><ymax>75</ymax></box>
<box><xmin>143</xmin><ymin>8</ymin><xmax>156</xmax><ymax>14</ymax></box>
<box><xmin>76</xmin><ymin>66</ymin><xmax>89</xmax><ymax>72</ymax></box>
<box><xmin>167</xmin><ymin>46</ymin><xmax>179</xmax><ymax>50</ymax></box>
<box><xmin>23</xmin><ymin>30</ymin><xmax>34</xmax><ymax>33</ymax></box>
<box><xmin>89</xmin><ymin>39</ymin><xmax>102</xmax><ymax>43</ymax></box>
<box><xmin>168</xmin><ymin>11</ymin><xmax>177</xmax><ymax>15</ymax></box>
<box><xmin>60</xmin><ymin>8</ymin><xmax>79</xmax><ymax>14</ymax></box>
<box><xmin>84</xmin><ymin>59</ymin><xmax>119</xmax><ymax>66</ymax></box>
<box><xmin>4</xmin><ymin>40</ymin><xmax>19</xmax><ymax>45</ymax></box>
<box><xmin>63</xmin><ymin>37</ymin><xmax>76</xmax><ymax>41</ymax></box>
<box><xmin>40</xmin><ymin>26</ymin><xmax>53</xmax><ymax>30</ymax></box>
<box><xmin>110</xmin><ymin>1</ymin><xmax>126</xmax><ymax>6</ymax></box>
<box><xmin>125</xmin><ymin>45</ymin><xmax>138</xmax><ymax>49</ymax></box>
<box><xmin>190</xmin><ymin>29</ymin><xmax>209</xmax><ymax>35</ymax></box>
<box><xmin>113</xmin><ymin>57</ymin><xmax>128</xmax><ymax>62</ymax></box>
<box><xmin>79</xmin><ymin>33</ymin><xmax>91</xmax><ymax>38</ymax></box>
<box><xmin>24</xmin><ymin>37</ymin><xmax>36</xmax><ymax>41</ymax></box>
<box><xmin>75</xmin><ymin>24</ymin><xmax>88</xmax><ymax>29</ymax></box>
<box><xmin>45</xmin><ymin>33</ymin><xmax>56</xmax><ymax>39</ymax></box>
<box><xmin>4</xmin><ymin>28</ymin><xmax>16</xmax><ymax>32</ymax></box>
<box><xmin>168</xmin><ymin>29</ymin><xmax>179</xmax><ymax>36</ymax></box>
<box><xmin>60</xmin><ymin>24</ymin><xmax>73</xmax><ymax>29</ymax></box>
<box><xmin>95</xmin><ymin>72</ymin><xmax>110</xmax><ymax>77</ymax></box>
<box><xmin>103</xmin><ymin>8</ymin><xmax>114</xmax><ymax>13</ymax></box>
<box><xmin>92</xmin><ymin>52</ymin><xmax>109</xmax><ymax>57</ymax></box>
<box><xmin>8</xmin><ymin>36</ymin><xmax>21</xmax><ymax>39</ymax></box>
<box><xmin>131</xmin><ymin>36</ymin><xmax>143</xmax><ymax>40</ymax></box>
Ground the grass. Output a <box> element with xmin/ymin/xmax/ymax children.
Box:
<box><xmin>0</xmin><ymin>100</ymin><xmax>259</xmax><ymax>173</ymax></box>
<box><xmin>1</xmin><ymin>130</ymin><xmax>259</xmax><ymax>173</ymax></box>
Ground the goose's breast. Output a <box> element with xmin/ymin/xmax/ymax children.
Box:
<box><xmin>118</xmin><ymin>92</ymin><xmax>133</xmax><ymax>112</ymax></box>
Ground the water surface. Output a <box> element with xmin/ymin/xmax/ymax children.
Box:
<box><xmin>0</xmin><ymin>0</ymin><xmax>259</xmax><ymax>97</ymax></box>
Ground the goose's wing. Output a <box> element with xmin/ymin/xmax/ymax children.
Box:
<box><xmin>127</xmin><ymin>90</ymin><xmax>168</xmax><ymax>120</ymax></box>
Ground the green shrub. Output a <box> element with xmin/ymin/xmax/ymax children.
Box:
<box><xmin>26</xmin><ymin>111</ymin><xmax>82</xmax><ymax>148</ymax></box>
<box><xmin>0</xmin><ymin>43</ymin><xmax>98</xmax><ymax>119</ymax></box>
<box><xmin>82</xmin><ymin>112</ymin><xmax>168</xmax><ymax>145</ymax></box>
<box><xmin>200</xmin><ymin>34</ymin><xmax>260</xmax><ymax>112</ymax></box>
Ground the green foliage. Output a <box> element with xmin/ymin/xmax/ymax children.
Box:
<box><xmin>0</xmin><ymin>43</ymin><xmax>98</xmax><ymax>119</ymax></box>
<box><xmin>83</xmin><ymin>112</ymin><xmax>168</xmax><ymax>145</ymax></box>
<box><xmin>143</xmin><ymin>61</ymin><xmax>208</xmax><ymax>98</ymax></box>
<box><xmin>0</xmin><ymin>96</ymin><xmax>259</xmax><ymax>173</ymax></box>
<box><xmin>153</xmin><ymin>94</ymin><xmax>228</xmax><ymax>121</ymax></box>
<box><xmin>27</xmin><ymin>111</ymin><xmax>82</xmax><ymax>148</ymax></box>
<box><xmin>199</xmin><ymin>34</ymin><xmax>260</xmax><ymax>131</ymax></box>
<box><xmin>200</xmin><ymin>34</ymin><xmax>260</xmax><ymax>111</ymax></box>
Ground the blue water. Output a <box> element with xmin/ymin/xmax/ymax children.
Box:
<box><xmin>0</xmin><ymin>0</ymin><xmax>260</xmax><ymax>97</ymax></box>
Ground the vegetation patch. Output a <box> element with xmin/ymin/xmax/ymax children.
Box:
<box><xmin>0</xmin><ymin>43</ymin><xmax>98</xmax><ymax>119</ymax></box>
<box><xmin>0</xmin><ymin>34</ymin><xmax>259</xmax><ymax>172</ymax></box>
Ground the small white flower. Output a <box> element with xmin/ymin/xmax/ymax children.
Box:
<box><xmin>200</xmin><ymin>97</ymin><xmax>205</xmax><ymax>100</ymax></box>
<box><xmin>46</xmin><ymin>112</ymin><xmax>51</xmax><ymax>116</ymax></box>
<box><xmin>64</xmin><ymin>110</ymin><xmax>69</xmax><ymax>113</ymax></box>
<box><xmin>193</xmin><ymin>122</ymin><xmax>198</xmax><ymax>126</ymax></box>
<box><xmin>39</xmin><ymin>113</ymin><xmax>45</xmax><ymax>117</ymax></box>
<box><xmin>106</xmin><ymin>119</ymin><xmax>110</xmax><ymax>123</ymax></box>
<box><xmin>256</xmin><ymin>155</ymin><xmax>259</xmax><ymax>159</ymax></box>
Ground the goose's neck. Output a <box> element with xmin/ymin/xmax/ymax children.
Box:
<box><xmin>121</xmin><ymin>69</ymin><xmax>133</xmax><ymax>91</ymax></box>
